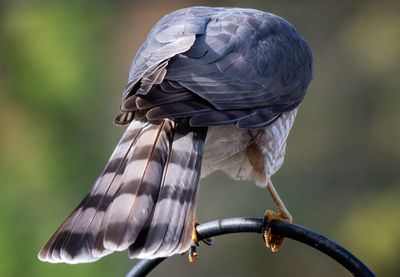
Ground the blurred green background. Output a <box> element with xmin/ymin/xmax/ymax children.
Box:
<box><xmin>1</xmin><ymin>0</ymin><xmax>399</xmax><ymax>276</ymax></box>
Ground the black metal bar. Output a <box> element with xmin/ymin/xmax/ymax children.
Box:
<box><xmin>125</xmin><ymin>217</ymin><xmax>376</xmax><ymax>277</ymax></box>
<box><xmin>125</xmin><ymin>257</ymin><xmax>166</xmax><ymax>277</ymax></box>
<box><xmin>269</xmin><ymin>219</ymin><xmax>375</xmax><ymax>277</ymax></box>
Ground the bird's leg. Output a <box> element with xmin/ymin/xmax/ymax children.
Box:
<box><xmin>263</xmin><ymin>180</ymin><xmax>292</xmax><ymax>252</ymax></box>
<box><xmin>188</xmin><ymin>219</ymin><xmax>200</xmax><ymax>263</ymax></box>
<box><xmin>189</xmin><ymin>219</ymin><xmax>213</xmax><ymax>263</ymax></box>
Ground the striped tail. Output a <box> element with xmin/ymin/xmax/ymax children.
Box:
<box><xmin>38</xmin><ymin>115</ymin><xmax>207</xmax><ymax>263</ymax></box>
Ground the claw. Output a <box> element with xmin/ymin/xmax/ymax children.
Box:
<box><xmin>189</xmin><ymin>244</ymin><xmax>198</xmax><ymax>263</ymax></box>
<box><xmin>192</xmin><ymin>219</ymin><xmax>200</xmax><ymax>244</ymax></box>
<box><xmin>189</xmin><ymin>220</ymin><xmax>200</xmax><ymax>263</ymax></box>
<box><xmin>262</xmin><ymin>210</ymin><xmax>292</xmax><ymax>252</ymax></box>
<box><xmin>188</xmin><ymin>219</ymin><xmax>213</xmax><ymax>262</ymax></box>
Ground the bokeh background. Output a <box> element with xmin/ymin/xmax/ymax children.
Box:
<box><xmin>1</xmin><ymin>0</ymin><xmax>399</xmax><ymax>276</ymax></box>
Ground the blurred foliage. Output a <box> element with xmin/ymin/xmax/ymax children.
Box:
<box><xmin>339</xmin><ymin>185</ymin><xmax>400</xmax><ymax>276</ymax></box>
<box><xmin>0</xmin><ymin>0</ymin><xmax>399</xmax><ymax>276</ymax></box>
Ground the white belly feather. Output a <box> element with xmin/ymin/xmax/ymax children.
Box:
<box><xmin>201</xmin><ymin>108</ymin><xmax>298</xmax><ymax>187</ymax></box>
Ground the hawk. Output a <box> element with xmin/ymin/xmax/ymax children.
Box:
<box><xmin>39</xmin><ymin>6</ymin><xmax>313</xmax><ymax>263</ymax></box>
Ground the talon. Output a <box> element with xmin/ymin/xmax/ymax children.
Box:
<box><xmin>192</xmin><ymin>219</ymin><xmax>200</xmax><ymax>244</ymax></box>
<box><xmin>188</xmin><ymin>219</ymin><xmax>213</xmax><ymax>262</ymax></box>
<box><xmin>189</xmin><ymin>244</ymin><xmax>198</xmax><ymax>263</ymax></box>
<box><xmin>189</xmin><ymin>219</ymin><xmax>200</xmax><ymax>262</ymax></box>
<box><xmin>262</xmin><ymin>210</ymin><xmax>292</xmax><ymax>252</ymax></box>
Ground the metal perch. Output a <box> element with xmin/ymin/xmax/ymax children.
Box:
<box><xmin>126</xmin><ymin>217</ymin><xmax>376</xmax><ymax>277</ymax></box>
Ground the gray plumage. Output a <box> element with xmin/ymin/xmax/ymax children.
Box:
<box><xmin>39</xmin><ymin>6</ymin><xmax>312</xmax><ymax>263</ymax></box>
<box><xmin>119</xmin><ymin>6</ymin><xmax>312</xmax><ymax>127</ymax></box>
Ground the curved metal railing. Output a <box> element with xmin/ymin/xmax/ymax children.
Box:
<box><xmin>126</xmin><ymin>217</ymin><xmax>376</xmax><ymax>277</ymax></box>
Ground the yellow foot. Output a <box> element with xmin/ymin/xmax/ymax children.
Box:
<box><xmin>263</xmin><ymin>210</ymin><xmax>292</xmax><ymax>252</ymax></box>
<box><xmin>189</xmin><ymin>247</ymin><xmax>198</xmax><ymax>263</ymax></box>
<box><xmin>189</xmin><ymin>220</ymin><xmax>200</xmax><ymax>263</ymax></box>
<box><xmin>188</xmin><ymin>219</ymin><xmax>213</xmax><ymax>263</ymax></box>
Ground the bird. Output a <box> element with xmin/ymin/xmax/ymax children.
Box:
<box><xmin>38</xmin><ymin>6</ymin><xmax>313</xmax><ymax>264</ymax></box>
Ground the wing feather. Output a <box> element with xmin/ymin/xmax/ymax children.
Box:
<box><xmin>146</xmin><ymin>100</ymin><xmax>212</xmax><ymax>120</ymax></box>
<box><xmin>119</xmin><ymin>7</ymin><xmax>312</xmax><ymax>130</ymax></box>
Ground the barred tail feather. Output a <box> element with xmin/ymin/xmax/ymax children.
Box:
<box><xmin>129</xmin><ymin>121</ymin><xmax>207</xmax><ymax>258</ymax></box>
<box><xmin>38</xmin><ymin>116</ymin><xmax>207</xmax><ymax>264</ymax></box>
<box><xmin>38</xmin><ymin>117</ymin><xmax>147</xmax><ymax>263</ymax></box>
<box><xmin>102</xmin><ymin>120</ymin><xmax>173</xmax><ymax>251</ymax></box>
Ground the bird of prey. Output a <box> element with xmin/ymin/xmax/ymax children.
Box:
<box><xmin>38</xmin><ymin>6</ymin><xmax>313</xmax><ymax>264</ymax></box>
